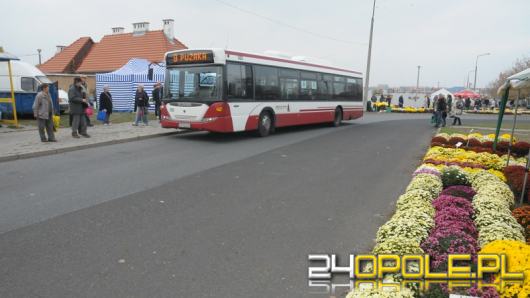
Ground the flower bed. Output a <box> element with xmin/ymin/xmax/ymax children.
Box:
<box><xmin>479</xmin><ymin>240</ymin><xmax>530</xmax><ymax>297</ymax></box>
<box><xmin>346</xmin><ymin>132</ymin><xmax>530</xmax><ymax>297</ymax></box>
<box><xmin>512</xmin><ymin>205</ymin><xmax>530</xmax><ymax>244</ymax></box>
<box><xmin>430</xmin><ymin>132</ymin><xmax>530</xmax><ymax>157</ymax></box>
<box><xmin>503</xmin><ymin>165</ymin><xmax>530</xmax><ymax>203</ymax></box>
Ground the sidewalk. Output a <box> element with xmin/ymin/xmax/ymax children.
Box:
<box><xmin>0</xmin><ymin>122</ymin><xmax>181</xmax><ymax>162</ymax></box>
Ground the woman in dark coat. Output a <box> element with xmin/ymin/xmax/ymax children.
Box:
<box><xmin>99</xmin><ymin>85</ymin><xmax>113</xmax><ymax>125</ymax></box>
<box><xmin>133</xmin><ymin>84</ymin><xmax>150</xmax><ymax>126</ymax></box>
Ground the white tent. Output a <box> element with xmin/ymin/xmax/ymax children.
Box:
<box><xmin>497</xmin><ymin>68</ymin><xmax>530</xmax><ymax>94</ymax></box>
<box><xmin>430</xmin><ymin>88</ymin><xmax>453</xmax><ymax>99</ymax></box>
<box><xmin>494</xmin><ymin>67</ymin><xmax>530</xmax><ymax>205</ymax></box>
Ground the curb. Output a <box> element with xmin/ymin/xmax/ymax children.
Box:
<box><xmin>0</xmin><ymin>130</ymin><xmax>186</xmax><ymax>163</ymax></box>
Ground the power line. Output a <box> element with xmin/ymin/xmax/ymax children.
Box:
<box><xmin>213</xmin><ymin>0</ymin><xmax>367</xmax><ymax>46</ymax></box>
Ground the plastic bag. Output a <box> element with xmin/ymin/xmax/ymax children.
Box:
<box><xmin>97</xmin><ymin>110</ymin><xmax>106</xmax><ymax>122</ymax></box>
<box><xmin>53</xmin><ymin>115</ymin><xmax>60</xmax><ymax>131</ymax></box>
<box><xmin>85</xmin><ymin>106</ymin><xmax>94</xmax><ymax>117</ymax></box>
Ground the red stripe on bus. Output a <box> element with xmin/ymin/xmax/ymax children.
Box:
<box><xmin>225</xmin><ymin>50</ymin><xmax>362</xmax><ymax>75</ymax></box>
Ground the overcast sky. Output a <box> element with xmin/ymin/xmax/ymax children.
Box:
<box><xmin>2</xmin><ymin>0</ymin><xmax>529</xmax><ymax>88</ymax></box>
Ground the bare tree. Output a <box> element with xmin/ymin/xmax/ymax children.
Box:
<box><xmin>487</xmin><ymin>56</ymin><xmax>530</xmax><ymax>98</ymax></box>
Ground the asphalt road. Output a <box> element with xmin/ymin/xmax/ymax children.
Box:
<box><xmin>0</xmin><ymin>113</ymin><xmax>524</xmax><ymax>298</ymax></box>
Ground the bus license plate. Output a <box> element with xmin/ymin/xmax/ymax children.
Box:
<box><xmin>179</xmin><ymin>122</ymin><xmax>191</xmax><ymax>128</ymax></box>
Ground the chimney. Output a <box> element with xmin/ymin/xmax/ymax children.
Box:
<box><xmin>112</xmin><ymin>27</ymin><xmax>125</xmax><ymax>34</ymax></box>
<box><xmin>132</xmin><ymin>22</ymin><xmax>149</xmax><ymax>35</ymax></box>
<box><xmin>56</xmin><ymin>45</ymin><xmax>66</xmax><ymax>53</ymax></box>
<box><xmin>162</xmin><ymin>19</ymin><xmax>174</xmax><ymax>40</ymax></box>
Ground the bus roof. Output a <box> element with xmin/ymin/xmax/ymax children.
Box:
<box><xmin>165</xmin><ymin>48</ymin><xmax>362</xmax><ymax>78</ymax></box>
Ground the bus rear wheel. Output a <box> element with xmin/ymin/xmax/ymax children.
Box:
<box><xmin>332</xmin><ymin>107</ymin><xmax>343</xmax><ymax>127</ymax></box>
<box><xmin>257</xmin><ymin>111</ymin><xmax>273</xmax><ymax>137</ymax></box>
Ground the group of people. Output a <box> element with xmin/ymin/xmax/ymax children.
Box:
<box><xmin>366</xmin><ymin>94</ymin><xmax>407</xmax><ymax>111</ymax></box>
<box><xmin>32</xmin><ymin>78</ymin><xmax>165</xmax><ymax>143</ymax></box>
<box><xmin>431</xmin><ymin>94</ymin><xmax>462</xmax><ymax>128</ymax></box>
<box><xmin>425</xmin><ymin>95</ymin><xmax>496</xmax><ymax>111</ymax></box>
<box><xmin>132</xmin><ymin>82</ymin><xmax>164</xmax><ymax>126</ymax></box>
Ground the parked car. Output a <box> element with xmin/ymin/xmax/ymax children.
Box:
<box><xmin>58</xmin><ymin>89</ymin><xmax>69</xmax><ymax>114</ymax></box>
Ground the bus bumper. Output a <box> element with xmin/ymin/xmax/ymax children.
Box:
<box><xmin>160</xmin><ymin>116</ymin><xmax>233</xmax><ymax>133</ymax></box>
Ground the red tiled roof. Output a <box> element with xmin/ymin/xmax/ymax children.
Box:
<box><xmin>77</xmin><ymin>30</ymin><xmax>187</xmax><ymax>73</ymax></box>
<box><xmin>38</xmin><ymin>37</ymin><xmax>94</xmax><ymax>73</ymax></box>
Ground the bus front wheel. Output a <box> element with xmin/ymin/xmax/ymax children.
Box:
<box><xmin>257</xmin><ymin>111</ymin><xmax>273</xmax><ymax>137</ymax></box>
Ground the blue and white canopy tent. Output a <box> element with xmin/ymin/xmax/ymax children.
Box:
<box><xmin>96</xmin><ymin>58</ymin><xmax>165</xmax><ymax>112</ymax></box>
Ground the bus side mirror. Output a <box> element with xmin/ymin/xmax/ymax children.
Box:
<box><xmin>148</xmin><ymin>68</ymin><xmax>154</xmax><ymax>81</ymax></box>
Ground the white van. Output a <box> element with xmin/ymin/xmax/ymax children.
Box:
<box><xmin>0</xmin><ymin>59</ymin><xmax>59</xmax><ymax>115</ymax></box>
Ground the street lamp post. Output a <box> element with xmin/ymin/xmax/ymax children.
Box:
<box><xmin>415</xmin><ymin>65</ymin><xmax>421</xmax><ymax>100</ymax></box>
<box><xmin>362</xmin><ymin>0</ymin><xmax>376</xmax><ymax>111</ymax></box>
<box><xmin>473</xmin><ymin>53</ymin><xmax>490</xmax><ymax>92</ymax></box>
<box><xmin>467</xmin><ymin>70</ymin><xmax>475</xmax><ymax>89</ymax></box>
<box><xmin>416</xmin><ymin>65</ymin><xmax>421</xmax><ymax>90</ymax></box>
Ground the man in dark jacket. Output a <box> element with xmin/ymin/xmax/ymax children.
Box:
<box><xmin>133</xmin><ymin>84</ymin><xmax>150</xmax><ymax>126</ymax></box>
<box><xmin>152</xmin><ymin>82</ymin><xmax>163</xmax><ymax>120</ymax></box>
<box><xmin>435</xmin><ymin>95</ymin><xmax>448</xmax><ymax>128</ymax></box>
<box><xmin>398</xmin><ymin>95</ymin><xmax>404</xmax><ymax>108</ymax></box>
<box><xmin>68</xmin><ymin>77</ymin><xmax>90</xmax><ymax>138</ymax></box>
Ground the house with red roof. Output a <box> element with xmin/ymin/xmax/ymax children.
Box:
<box><xmin>38</xmin><ymin>19</ymin><xmax>187</xmax><ymax>97</ymax></box>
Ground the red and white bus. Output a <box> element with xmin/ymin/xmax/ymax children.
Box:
<box><xmin>160</xmin><ymin>49</ymin><xmax>363</xmax><ymax>136</ymax></box>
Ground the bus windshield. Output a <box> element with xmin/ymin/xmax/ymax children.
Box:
<box><xmin>165</xmin><ymin>66</ymin><xmax>223</xmax><ymax>101</ymax></box>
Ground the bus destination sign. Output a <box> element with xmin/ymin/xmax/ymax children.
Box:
<box><xmin>167</xmin><ymin>51</ymin><xmax>214</xmax><ymax>65</ymax></box>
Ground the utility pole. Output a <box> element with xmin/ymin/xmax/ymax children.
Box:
<box><xmin>37</xmin><ymin>49</ymin><xmax>42</xmax><ymax>65</ymax></box>
<box><xmin>416</xmin><ymin>65</ymin><xmax>421</xmax><ymax>90</ymax></box>
<box><xmin>362</xmin><ymin>0</ymin><xmax>376</xmax><ymax>111</ymax></box>
<box><xmin>473</xmin><ymin>53</ymin><xmax>490</xmax><ymax>91</ymax></box>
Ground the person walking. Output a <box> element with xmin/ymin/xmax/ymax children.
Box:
<box><xmin>32</xmin><ymin>83</ymin><xmax>57</xmax><ymax>142</ymax></box>
<box><xmin>465</xmin><ymin>97</ymin><xmax>471</xmax><ymax>110</ymax></box>
<box><xmin>152</xmin><ymin>82</ymin><xmax>163</xmax><ymax>120</ymax></box>
<box><xmin>68</xmin><ymin>77</ymin><xmax>90</xmax><ymax>138</ymax></box>
<box><xmin>425</xmin><ymin>96</ymin><xmax>431</xmax><ymax>109</ymax></box>
<box><xmin>133</xmin><ymin>84</ymin><xmax>149</xmax><ymax>126</ymax></box>
<box><xmin>435</xmin><ymin>95</ymin><xmax>447</xmax><ymax>128</ymax></box>
<box><xmin>450</xmin><ymin>109</ymin><xmax>462</xmax><ymax>125</ymax></box>
<box><xmin>398</xmin><ymin>95</ymin><xmax>404</xmax><ymax>108</ymax></box>
<box><xmin>386</xmin><ymin>95</ymin><xmax>392</xmax><ymax>107</ymax></box>
<box><xmin>99</xmin><ymin>85</ymin><xmax>113</xmax><ymax>125</ymax></box>
<box><xmin>447</xmin><ymin>94</ymin><xmax>453</xmax><ymax>112</ymax></box>
<box><xmin>369</xmin><ymin>94</ymin><xmax>377</xmax><ymax>112</ymax></box>
<box><xmin>80</xmin><ymin>76</ymin><xmax>93</xmax><ymax>127</ymax></box>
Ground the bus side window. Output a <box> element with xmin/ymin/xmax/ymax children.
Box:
<box><xmin>317</xmin><ymin>74</ymin><xmax>333</xmax><ymax>100</ymax></box>
<box><xmin>279</xmin><ymin>69</ymin><xmax>299</xmax><ymax>101</ymax></box>
<box><xmin>255</xmin><ymin>65</ymin><xmax>279</xmax><ymax>101</ymax></box>
<box><xmin>300</xmin><ymin>71</ymin><xmax>318</xmax><ymax>100</ymax></box>
<box><xmin>21</xmin><ymin>77</ymin><xmax>37</xmax><ymax>92</ymax></box>
<box><xmin>333</xmin><ymin>76</ymin><xmax>347</xmax><ymax>100</ymax></box>
<box><xmin>227</xmin><ymin>63</ymin><xmax>253</xmax><ymax>100</ymax></box>
<box><xmin>345</xmin><ymin>78</ymin><xmax>362</xmax><ymax>101</ymax></box>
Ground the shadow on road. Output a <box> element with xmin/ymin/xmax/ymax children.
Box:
<box><xmin>173</xmin><ymin>122</ymin><xmax>356</xmax><ymax>143</ymax></box>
